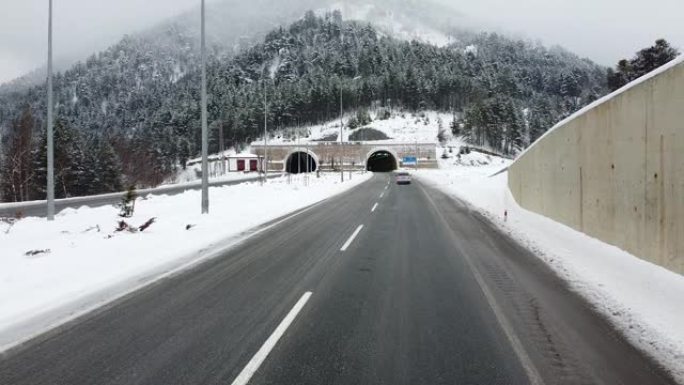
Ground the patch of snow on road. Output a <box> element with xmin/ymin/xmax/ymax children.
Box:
<box><xmin>418</xmin><ymin>158</ymin><xmax>684</xmax><ymax>382</ymax></box>
<box><xmin>0</xmin><ymin>172</ymin><xmax>371</xmax><ymax>351</ymax></box>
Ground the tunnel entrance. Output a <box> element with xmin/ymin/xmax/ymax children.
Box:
<box><xmin>286</xmin><ymin>152</ymin><xmax>317</xmax><ymax>174</ymax></box>
<box><xmin>367</xmin><ymin>151</ymin><xmax>398</xmax><ymax>172</ymax></box>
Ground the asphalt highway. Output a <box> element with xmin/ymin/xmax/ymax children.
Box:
<box><xmin>0</xmin><ymin>174</ymin><xmax>675</xmax><ymax>385</ymax></box>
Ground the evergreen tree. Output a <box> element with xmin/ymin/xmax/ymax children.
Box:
<box><xmin>607</xmin><ymin>39</ymin><xmax>680</xmax><ymax>91</ymax></box>
<box><xmin>51</xmin><ymin>119</ymin><xmax>91</xmax><ymax>198</ymax></box>
<box><xmin>81</xmin><ymin>142</ymin><xmax>101</xmax><ymax>196</ymax></box>
<box><xmin>0</xmin><ymin>107</ymin><xmax>35</xmax><ymax>202</ymax></box>
<box><xmin>450</xmin><ymin>116</ymin><xmax>460</xmax><ymax>137</ymax></box>
<box><xmin>30</xmin><ymin>131</ymin><xmax>48</xmax><ymax>200</ymax></box>
<box><xmin>93</xmin><ymin>137</ymin><xmax>123</xmax><ymax>194</ymax></box>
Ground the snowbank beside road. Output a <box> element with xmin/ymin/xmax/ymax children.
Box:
<box><xmin>418</xmin><ymin>158</ymin><xmax>684</xmax><ymax>382</ymax></box>
<box><xmin>0</xmin><ymin>173</ymin><xmax>371</xmax><ymax>352</ymax></box>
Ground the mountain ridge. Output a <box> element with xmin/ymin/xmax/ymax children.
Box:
<box><xmin>0</xmin><ymin>8</ymin><xmax>607</xmax><ymax>201</ymax></box>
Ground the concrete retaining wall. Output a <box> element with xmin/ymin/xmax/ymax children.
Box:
<box><xmin>508</xmin><ymin>58</ymin><xmax>684</xmax><ymax>274</ymax></box>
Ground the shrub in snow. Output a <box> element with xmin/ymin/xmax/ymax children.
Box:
<box><xmin>347</xmin><ymin>117</ymin><xmax>359</xmax><ymax>130</ymax></box>
<box><xmin>118</xmin><ymin>186</ymin><xmax>137</xmax><ymax>218</ymax></box>
<box><xmin>356</xmin><ymin>109</ymin><xmax>372</xmax><ymax>126</ymax></box>
<box><xmin>377</xmin><ymin>109</ymin><xmax>391</xmax><ymax>120</ymax></box>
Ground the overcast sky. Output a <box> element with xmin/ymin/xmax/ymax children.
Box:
<box><xmin>1</xmin><ymin>0</ymin><xmax>683</xmax><ymax>84</ymax></box>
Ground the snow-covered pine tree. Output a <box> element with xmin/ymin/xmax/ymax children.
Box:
<box><xmin>53</xmin><ymin>119</ymin><xmax>88</xmax><ymax>198</ymax></box>
<box><xmin>607</xmin><ymin>39</ymin><xmax>680</xmax><ymax>91</ymax></box>
<box><xmin>94</xmin><ymin>137</ymin><xmax>123</xmax><ymax>194</ymax></box>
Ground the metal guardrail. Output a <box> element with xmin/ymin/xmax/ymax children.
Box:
<box><xmin>461</xmin><ymin>145</ymin><xmax>514</xmax><ymax>160</ymax></box>
<box><xmin>489</xmin><ymin>167</ymin><xmax>509</xmax><ymax>178</ymax></box>
<box><xmin>0</xmin><ymin>174</ymin><xmax>281</xmax><ymax>219</ymax></box>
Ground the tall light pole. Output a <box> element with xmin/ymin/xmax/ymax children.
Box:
<box><xmin>339</xmin><ymin>83</ymin><xmax>344</xmax><ymax>182</ymax></box>
<box><xmin>305</xmin><ymin>131</ymin><xmax>310</xmax><ymax>186</ymax></box>
<box><xmin>297</xmin><ymin>127</ymin><xmax>301</xmax><ymax>176</ymax></box>
<box><xmin>263</xmin><ymin>80</ymin><xmax>268</xmax><ymax>184</ymax></box>
<box><xmin>200</xmin><ymin>0</ymin><xmax>209</xmax><ymax>214</ymax></box>
<box><xmin>339</xmin><ymin>76</ymin><xmax>362</xmax><ymax>183</ymax></box>
<box><xmin>46</xmin><ymin>0</ymin><xmax>55</xmax><ymax>221</ymax></box>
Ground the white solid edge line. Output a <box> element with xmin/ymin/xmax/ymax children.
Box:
<box><xmin>230</xmin><ymin>292</ymin><xmax>313</xmax><ymax>385</ymax></box>
<box><xmin>340</xmin><ymin>225</ymin><xmax>364</xmax><ymax>252</ymax></box>
<box><xmin>371</xmin><ymin>203</ymin><xmax>379</xmax><ymax>213</ymax></box>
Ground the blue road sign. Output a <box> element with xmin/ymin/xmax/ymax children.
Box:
<box><xmin>402</xmin><ymin>156</ymin><xmax>417</xmax><ymax>166</ymax></box>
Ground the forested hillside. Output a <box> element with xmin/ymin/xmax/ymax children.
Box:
<box><xmin>0</xmin><ymin>11</ymin><xmax>607</xmax><ymax>202</ymax></box>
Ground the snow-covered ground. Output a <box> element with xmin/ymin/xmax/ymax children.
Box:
<box><xmin>259</xmin><ymin>110</ymin><xmax>455</xmax><ymax>145</ymax></box>
<box><xmin>168</xmin><ymin>167</ymin><xmax>259</xmax><ymax>185</ymax></box>
<box><xmin>418</xmin><ymin>154</ymin><xmax>684</xmax><ymax>382</ymax></box>
<box><xmin>0</xmin><ymin>172</ymin><xmax>371</xmax><ymax>351</ymax></box>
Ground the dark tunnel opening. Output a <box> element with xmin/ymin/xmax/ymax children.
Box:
<box><xmin>367</xmin><ymin>151</ymin><xmax>398</xmax><ymax>172</ymax></box>
<box><xmin>286</xmin><ymin>152</ymin><xmax>317</xmax><ymax>174</ymax></box>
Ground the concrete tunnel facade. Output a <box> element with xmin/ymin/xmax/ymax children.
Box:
<box><xmin>252</xmin><ymin>142</ymin><xmax>437</xmax><ymax>173</ymax></box>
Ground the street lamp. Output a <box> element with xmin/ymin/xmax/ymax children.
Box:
<box><xmin>305</xmin><ymin>130</ymin><xmax>310</xmax><ymax>186</ymax></box>
<box><xmin>262</xmin><ymin>78</ymin><xmax>268</xmax><ymax>185</ymax></box>
<box><xmin>200</xmin><ymin>0</ymin><xmax>209</xmax><ymax>214</ymax></box>
<box><xmin>339</xmin><ymin>75</ymin><xmax>362</xmax><ymax>182</ymax></box>
<box><xmin>46</xmin><ymin>0</ymin><xmax>55</xmax><ymax>221</ymax></box>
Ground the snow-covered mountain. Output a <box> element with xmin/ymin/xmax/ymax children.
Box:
<box><xmin>0</xmin><ymin>0</ymin><xmax>466</xmax><ymax>94</ymax></box>
<box><xmin>318</xmin><ymin>0</ymin><xmax>466</xmax><ymax>47</ymax></box>
<box><xmin>0</xmin><ymin>1</ymin><xmax>608</xmax><ymax>201</ymax></box>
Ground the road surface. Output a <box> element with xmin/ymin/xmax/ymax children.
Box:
<box><xmin>0</xmin><ymin>174</ymin><xmax>279</xmax><ymax>219</ymax></box>
<box><xmin>0</xmin><ymin>174</ymin><xmax>675</xmax><ymax>385</ymax></box>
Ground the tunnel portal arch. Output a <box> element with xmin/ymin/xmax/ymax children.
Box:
<box><xmin>285</xmin><ymin>150</ymin><xmax>319</xmax><ymax>174</ymax></box>
<box><xmin>366</xmin><ymin>149</ymin><xmax>398</xmax><ymax>172</ymax></box>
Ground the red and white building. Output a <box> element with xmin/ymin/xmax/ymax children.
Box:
<box><xmin>226</xmin><ymin>153</ymin><xmax>263</xmax><ymax>173</ymax></box>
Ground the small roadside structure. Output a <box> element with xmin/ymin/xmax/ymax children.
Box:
<box><xmin>187</xmin><ymin>152</ymin><xmax>264</xmax><ymax>176</ymax></box>
<box><xmin>226</xmin><ymin>153</ymin><xmax>263</xmax><ymax>173</ymax></box>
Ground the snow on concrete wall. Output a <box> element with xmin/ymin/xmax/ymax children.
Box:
<box><xmin>509</xmin><ymin>57</ymin><xmax>684</xmax><ymax>275</ymax></box>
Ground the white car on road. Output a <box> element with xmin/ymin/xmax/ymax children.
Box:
<box><xmin>395</xmin><ymin>170</ymin><xmax>412</xmax><ymax>185</ymax></box>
